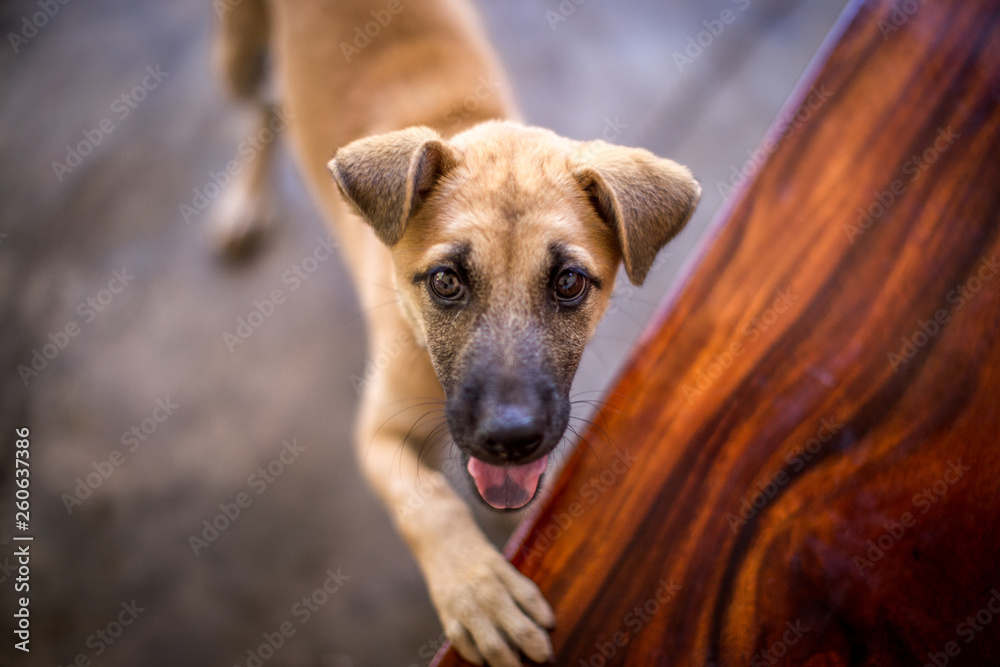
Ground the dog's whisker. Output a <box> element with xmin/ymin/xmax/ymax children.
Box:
<box><xmin>561</xmin><ymin>424</ymin><xmax>607</xmax><ymax>471</ymax></box>
<box><xmin>570</xmin><ymin>397</ymin><xmax>622</xmax><ymax>411</ymax></box>
<box><xmin>371</xmin><ymin>401</ymin><xmax>446</xmax><ymax>440</ymax></box>
<box><xmin>570</xmin><ymin>399</ymin><xmax>618</xmax><ymax>427</ymax></box>
<box><xmin>568</xmin><ymin>415</ymin><xmax>614</xmax><ymax>451</ymax></box>
<box><xmin>397</xmin><ymin>408</ymin><xmax>448</xmax><ymax>480</ymax></box>
<box><xmin>400</xmin><ymin>407</ymin><xmax>445</xmax><ymax>445</ymax></box>
<box><xmin>564</xmin><ymin>423</ymin><xmax>583</xmax><ymax>444</ymax></box>
<box><xmin>570</xmin><ymin>397</ymin><xmax>620</xmax><ymax>409</ymax></box>
<box><xmin>376</xmin><ymin>396</ymin><xmax>446</xmax><ymax>408</ymax></box>
<box><xmin>414</xmin><ymin>419</ymin><xmax>452</xmax><ymax>472</ymax></box>
<box><xmin>359</xmin><ymin>298</ymin><xmax>403</xmax><ymax>316</ymax></box>
<box><xmin>352</xmin><ymin>276</ymin><xmax>403</xmax><ymax>294</ymax></box>
<box><xmin>363</xmin><ymin>400</ymin><xmax>444</xmax><ymax>474</ymax></box>
<box><xmin>571</xmin><ymin>389</ymin><xmax>638</xmax><ymax>406</ymax></box>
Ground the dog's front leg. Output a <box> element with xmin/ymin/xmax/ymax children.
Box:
<box><xmin>356</xmin><ymin>346</ymin><xmax>554</xmax><ymax>667</ymax></box>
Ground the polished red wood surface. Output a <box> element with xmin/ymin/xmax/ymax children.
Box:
<box><xmin>436</xmin><ymin>0</ymin><xmax>1000</xmax><ymax>664</ymax></box>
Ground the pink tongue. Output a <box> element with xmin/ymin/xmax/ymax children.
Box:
<box><xmin>467</xmin><ymin>455</ymin><xmax>548</xmax><ymax>509</ymax></box>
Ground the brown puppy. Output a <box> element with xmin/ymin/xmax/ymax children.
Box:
<box><xmin>215</xmin><ymin>1</ymin><xmax>700</xmax><ymax>664</ymax></box>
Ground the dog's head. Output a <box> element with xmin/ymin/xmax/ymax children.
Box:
<box><xmin>329</xmin><ymin>121</ymin><xmax>699</xmax><ymax>510</ymax></box>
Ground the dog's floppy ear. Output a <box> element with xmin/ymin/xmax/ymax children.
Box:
<box><xmin>327</xmin><ymin>127</ymin><xmax>456</xmax><ymax>246</ymax></box>
<box><xmin>574</xmin><ymin>141</ymin><xmax>701</xmax><ymax>285</ymax></box>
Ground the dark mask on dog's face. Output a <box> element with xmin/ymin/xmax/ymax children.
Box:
<box><xmin>329</xmin><ymin>121</ymin><xmax>700</xmax><ymax>509</ymax></box>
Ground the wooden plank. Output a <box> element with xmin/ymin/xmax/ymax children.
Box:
<box><xmin>435</xmin><ymin>0</ymin><xmax>1000</xmax><ymax>664</ymax></box>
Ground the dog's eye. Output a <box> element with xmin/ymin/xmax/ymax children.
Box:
<box><xmin>554</xmin><ymin>269</ymin><xmax>588</xmax><ymax>304</ymax></box>
<box><xmin>428</xmin><ymin>268</ymin><xmax>464</xmax><ymax>301</ymax></box>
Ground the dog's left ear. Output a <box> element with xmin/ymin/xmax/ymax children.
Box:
<box><xmin>327</xmin><ymin>126</ymin><xmax>457</xmax><ymax>246</ymax></box>
<box><xmin>574</xmin><ymin>141</ymin><xmax>701</xmax><ymax>285</ymax></box>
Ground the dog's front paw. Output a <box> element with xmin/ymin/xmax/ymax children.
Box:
<box><xmin>425</xmin><ymin>543</ymin><xmax>555</xmax><ymax>666</ymax></box>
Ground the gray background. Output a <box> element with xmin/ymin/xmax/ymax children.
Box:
<box><xmin>0</xmin><ymin>1</ymin><xmax>847</xmax><ymax>665</ymax></box>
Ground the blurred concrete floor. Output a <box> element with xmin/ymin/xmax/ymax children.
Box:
<box><xmin>0</xmin><ymin>0</ymin><xmax>846</xmax><ymax>665</ymax></box>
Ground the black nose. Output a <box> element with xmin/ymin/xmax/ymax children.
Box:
<box><xmin>480</xmin><ymin>404</ymin><xmax>545</xmax><ymax>460</ymax></box>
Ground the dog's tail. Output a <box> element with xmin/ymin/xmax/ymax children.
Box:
<box><xmin>214</xmin><ymin>0</ymin><xmax>270</xmax><ymax>102</ymax></box>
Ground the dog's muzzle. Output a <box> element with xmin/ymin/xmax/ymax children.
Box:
<box><xmin>447</xmin><ymin>371</ymin><xmax>567</xmax><ymax>510</ymax></box>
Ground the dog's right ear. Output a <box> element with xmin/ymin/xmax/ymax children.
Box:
<box><xmin>327</xmin><ymin>127</ymin><xmax>457</xmax><ymax>247</ymax></box>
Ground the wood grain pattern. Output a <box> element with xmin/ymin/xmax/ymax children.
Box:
<box><xmin>434</xmin><ymin>0</ymin><xmax>1000</xmax><ymax>664</ymax></box>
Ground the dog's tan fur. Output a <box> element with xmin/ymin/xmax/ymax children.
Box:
<box><xmin>215</xmin><ymin>1</ymin><xmax>699</xmax><ymax>664</ymax></box>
